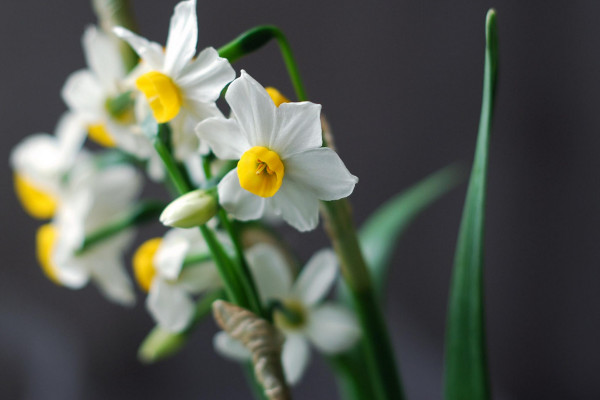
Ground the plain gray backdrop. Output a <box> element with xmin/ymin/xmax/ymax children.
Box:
<box><xmin>1</xmin><ymin>0</ymin><xmax>599</xmax><ymax>399</ymax></box>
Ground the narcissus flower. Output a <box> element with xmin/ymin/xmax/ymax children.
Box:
<box><xmin>10</xmin><ymin>113</ymin><xmax>86</xmax><ymax>219</ymax></box>
<box><xmin>214</xmin><ymin>244</ymin><xmax>360</xmax><ymax>384</ymax></box>
<box><xmin>113</xmin><ymin>0</ymin><xmax>235</xmax><ymax>159</ymax></box>
<box><xmin>133</xmin><ymin>229</ymin><xmax>223</xmax><ymax>332</ymax></box>
<box><xmin>38</xmin><ymin>161</ymin><xmax>142</xmax><ymax>305</ymax></box>
<box><xmin>196</xmin><ymin>71</ymin><xmax>358</xmax><ymax>231</ymax></box>
<box><xmin>62</xmin><ymin>26</ymin><xmax>140</xmax><ymax>148</ymax></box>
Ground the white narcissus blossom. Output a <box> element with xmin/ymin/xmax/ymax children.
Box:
<box><xmin>133</xmin><ymin>228</ymin><xmax>223</xmax><ymax>332</ymax></box>
<box><xmin>113</xmin><ymin>0</ymin><xmax>235</xmax><ymax>160</ymax></box>
<box><xmin>196</xmin><ymin>71</ymin><xmax>358</xmax><ymax>232</ymax></box>
<box><xmin>62</xmin><ymin>25</ymin><xmax>167</xmax><ymax>180</ymax></box>
<box><xmin>214</xmin><ymin>244</ymin><xmax>361</xmax><ymax>385</ymax></box>
<box><xmin>10</xmin><ymin>113</ymin><xmax>87</xmax><ymax>219</ymax></box>
<box><xmin>37</xmin><ymin>160</ymin><xmax>143</xmax><ymax>305</ymax></box>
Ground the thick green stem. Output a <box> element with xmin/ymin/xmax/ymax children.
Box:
<box><xmin>77</xmin><ymin>200</ymin><xmax>164</xmax><ymax>254</ymax></box>
<box><xmin>218</xmin><ymin>25</ymin><xmax>307</xmax><ymax>101</ymax></box>
<box><xmin>321</xmin><ymin>200</ymin><xmax>404</xmax><ymax>400</ymax></box>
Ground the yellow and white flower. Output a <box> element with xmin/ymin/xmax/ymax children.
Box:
<box><xmin>113</xmin><ymin>0</ymin><xmax>235</xmax><ymax>160</ymax></box>
<box><xmin>133</xmin><ymin>228</ymin><xmax>223</xmax><ymax>332</ymax></box>
<box><xmin>61</xmin><ymin>25</ymin><xmax>167</xmax><ymax>179</ymax></box>
<box><xmin>10</xmin><ymin>113</ymin><xmax>86</xmax><ymax>219</ymax></box>
<box><xmin>214</xmin><ymin>244</ymin><xmax>360</xmax><ymax>385</ymax></box>
<box><xmin>196</xmin><ymin>71</ymin><xmax>358</xmax><ymax>232</ymax></box>
<box><xmin>37</xmin><ymin>161</ymin><xmax>142</xmax><ymax>306</ymax></box>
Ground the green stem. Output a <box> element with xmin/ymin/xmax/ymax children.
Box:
<box><xmin>221</xmin><ymin>23</ymin><xmax>403</xmax><ymax>399</ymax></box>
<box><xmin>153</xmin><ymin>129</ymin><xmax>260</xmax><ymax>315</ymax></box>
<box><xmin>321</xmin><ymin>200</ymin><xmax>404</xmax><ymax>400</ymax></box>
<box><xmin>77</xmin><ymin>200</ymin><xmax>164</xmax><ymax>254</ymax></box>
<box><xmin>329</xmin><ymin>352</ymin><xmax>376</xmax><ymax>400</ymax></box>
<box><xmin>218</xmin><ymin>25</ymin><xmax>308</xmax><ymax>101</ymax></box>
<box><xmin>217</xmin><ymin>209</ymin><xmax>265</xmax><ymax>318</ymax></box>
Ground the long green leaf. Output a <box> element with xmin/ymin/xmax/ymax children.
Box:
<box><xmin>444</xmin><ymin>9</ymin><xmax>498</xmax><ymax>400</ymax></box>
<box><xmin>330</xmin><ymin>165</ymin><xmax>462</xmax><ymax>400</ymax></box>
<box><xmin>359</xmin><ymin>164</ymin><xmax>463</xmax><ymax>299</ymax></box>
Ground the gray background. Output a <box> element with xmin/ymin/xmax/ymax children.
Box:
<box><xmin>1</xmin><ymin>0</ymin><xmax>599</xmax><ymax>399</ymax></box>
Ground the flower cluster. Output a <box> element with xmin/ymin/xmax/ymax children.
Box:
<box><xmin>11</xmin><ymin>0</ymin><xmax>361</xmax><ymax>389</ymax></box>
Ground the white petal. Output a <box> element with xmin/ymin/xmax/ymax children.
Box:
<box><xmin>11</xmin><ymin>135</ymin><xmax>64</xmax><ymax>190</ymax></box>
<box><xmin>61</xmin><ymin>69</ymin><xmax>104</xmax><ymax>117</ymax></box>
<box><xmin>270</xmin><ymin>180</ymin><xmax>320</xmax><ymax>232</ymax></box>
<box><xmin>281</xmin><ymin>334</ymin><xmax>310</xmax><ymax>385</ymax></box>
<box><xmin>177</xmin><ymin>263</ymin><xmax>221</xmax><ymax>294</ymax></box>
<box><xmin>218</xmin><ymin>169</ymin><xmax>266</xmax><ymax>221</ymax></box>
<box><xmin>226</xmin><ymin>70</ymin><xmax>276</xmax><ymax>147</ymax></box>
<box><xmin>272</xmin><ymin>102</ymin><xmax>322</xmax><ymax>158</ymax></box>
<box><xmin>292</xmin><ymin>249</ymin><xmax>338</xmax><ymax>305</ymax></box>
<box><xmin>284</xmin><ymin>148</ymin><xmax>358</xmax><ymax>201</ymax></box>
<box><xmin>164</xmin><ymin>0</ymin><xmax>197</xmax><ymax>76</ymax></box>
<box><xmin>196</xmin><ymin>116</ymin><xmax>248</xmax><ymax>160</ymax></box>
<box><xmin>55</xmin><ymin>113</ymin><xmax>87</xmax><ymax>164</ymax></box>
<box><xmin>177</xmin><ymin>47</ymin><xmax>235</xmax><ymax>102</ymax></box>
<box><xmin>113</xmin><ymin>27</ymin><xmax>165</xmax><ymax>70</ymax></box>
<box><xmin>245</xmin><ymin>243</ymin><xmax>293</xmax><ymax>302</ymax></box>
<box><xmin>306</xmin><ymin>304</ymin><xmax>361</xmax><ymax>354</ymax></box>
<box><xmin>82</xmin><ymin>25</ymin><xmax>125</xmax><ymax>92</ymax></box>
<box><xmin>213</xmin><ymin>332</ymin><xmax>250</xmax><ymax>362</ymax></box>
<box><xmin>53</xmin><ymin>257</ymin><xmax>89</xmax><ymax>289</ymax></box>
<box><xmin>147</xmin><ymin>279</ymin><xmax>195</xmax><ymax>332</ymax></box>
<box><xmin>88</xmin><ymin>255</ymin><xmax>136</xmax><ymax>306</ymax></box>
<box><xmin>154</xmin><ymin>230</ymin><xmax>191</xmax><ymax>280</ymax></box>
<box><xmin>82</xmin><ymin>165</ymin><xmax>143</xmax><ymax>232</ymax></box>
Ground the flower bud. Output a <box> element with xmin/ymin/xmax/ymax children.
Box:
<box><xmin>160</xmin><ymin>189</ymin><xmax>217</xmax><ymax>228</ymax></box>
<box><xmin>138</xmin><ymin>326</ymin><xmax>187</xmax><ymax>364</ymax></box>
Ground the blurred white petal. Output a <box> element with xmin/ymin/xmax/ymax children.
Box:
<box><xmin>306</xmin><ymin>304</ymin><xmax>361</xmax><ymax>354</ymax></box>
<box><xmin>292</xmin><ymin>249</ymin><xmax>338</xmax><ymax>305</ymax></box>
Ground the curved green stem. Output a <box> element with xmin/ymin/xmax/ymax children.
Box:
<box><xmin>218</xmin><ymin>25</ymin><xmax>307</xmax><ymax>101</ymax></box>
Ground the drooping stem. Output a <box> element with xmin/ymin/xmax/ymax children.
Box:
<box><xmin>218</xmin><ymin>25</ymin><xmax>307</xmax><ymax>101</ymax></box>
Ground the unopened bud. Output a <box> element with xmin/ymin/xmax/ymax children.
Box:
<box><xmin>160</xmin><ymin>189</ymin><xmax>217</xmax><ymax>228</ymax></box>
<box><xmin>138</xmin><ymin>326</ymin><xmax>187</xmax><ymax>364</ymax></box>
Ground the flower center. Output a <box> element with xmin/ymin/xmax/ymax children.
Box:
<box><xmin>36</xmin><ymin>224</ymin><xmax>60</xmax><ymax>284</ymax></box>
<box><xmin>136</xmin><ymin>71</ymin><xmax>182</xmax><ymax>123</ymax></box>
<box><xmin>273</xmin><ymin>299</ymin><xmax>308</xmax><ymax>331</ymax></box>
<box><xmin>237</xmin><ymin>146</ymin><xmax>285</xmax><ymax>198</ymax></box>
<box><xmin>14</xmin><ymin>173</ymin><xmax>57</xmax><ymax>219</ymax></box>
<box><xmin>88</xmin><ymin>124</ymin><xmax>116</xmax><ymax>147</ymax></box>
<box><xmin>105</xmin><ymin>91</ymin><xmax>135</xmax><ymax>125</ymax></box>
<box><xmin>133</xmin><ymin>238</ymin><xmax>162</xmax><ymax>292</ymax></box>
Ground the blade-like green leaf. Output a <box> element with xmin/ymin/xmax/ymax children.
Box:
<box><xmin>359</xmin><ymin>164</ymin><xmax>463</xmax><ymax>299</ymax></box>
<box><xmin>444</xmin><ymin>9</ymin><xmax>498</xmax><ymax>400</ymax></box>
<box><xmin>330</xmin><ymin>165</ymin><xmax>462</xmax><ymax>399</ymax></box>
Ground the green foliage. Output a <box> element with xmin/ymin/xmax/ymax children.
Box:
<box><xmin>359</xmin><ymin>164</ymin><xmax>463</xmax><ymax>300</ymax></box>
<box><xmin>444</xmin><ymin>9</ymin><xmax>498</xmax><ymax>400</ymax></box>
